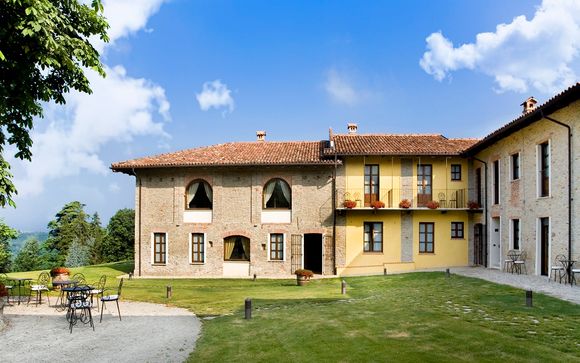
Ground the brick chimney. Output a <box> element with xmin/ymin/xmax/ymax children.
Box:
<box><xmin>521</xmin><ymin>97</ymin><xmax>538</xmax><ymax>114</ymax></box>
<box><xmin>256</xmin><ymin>130</ymin><xmax>266</xmax><ymax>141</ymax></box>
<box><xmin>347</xmin><ymin>123</ymin><xmax>358</xmax><ymax>134</ymax></box>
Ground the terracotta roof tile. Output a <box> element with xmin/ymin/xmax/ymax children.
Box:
<box><xmin>111</xmin><ymin>141</ymin><xmax>335</xmax><ymax>171</ymax></box>
<box><xmin>329</xmin><ymin>134</ymin><xmax>479</xmax><ymax>156</ymax></box>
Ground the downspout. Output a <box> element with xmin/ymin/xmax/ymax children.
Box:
<box><xmin>541</xmin><ymin>111</ymin><xmax>572</xmax><ymax>262</ymax></box>
<box><xmin>472</xmin><ymin>157</ymin><xmax>488</xmax><ymax>267</ymax></box>
<box><xmin>130</xmin><ymin>168</ymin><xmax>142</xmax><ymax>277</ymax></box>
<box><xmin>332</xmin><ymin>151</ymin><xmax>338</xmax><ymax>275</ymax></box>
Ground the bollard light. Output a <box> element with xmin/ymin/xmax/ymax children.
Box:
<box><xmin>166</xmin><ymin>285</ymin><xmax>172</xmax><ymax>299</ymax></box>
<box><xmin>446</xmin><ymin>268</ymin><xmax>450</xmax><ymax>278</ymax></box>
<box><xmin>128</xmin><ymin>272</ymin><xmax>133</xmax><ymax>280</ymax></box>
<box><xmin>253</xmin><ymin>273</ymin><xmax>257</xmax><ymax>281</ymax></box>
<box><xmin>341</xmin><ymin>280</ymin><xmax>347</xmax><ymax>295</ymax></box>
<box><xmin>384</xmin><ymin>268</ymin><xmax>387</xmax><ymax>276</ymax></box>
<box><xmin>245</xmin><ymin>298</ymin><xmax>252</xmax><ymax>319</ymax></box>
<box><xmin>526</xmin><ymin>290</ymin><xmax>533</xmax><ymax>307</ymax></box>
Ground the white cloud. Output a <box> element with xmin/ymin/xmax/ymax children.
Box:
<box><xmin>324</xmin><ymin>69</ymin><xmax>359</xmax><ymax>105</ymax></box>
<box><xmin>196</xmin><ymin>80</ymin><xmax>235</xmax><ymax>113</ymax></box>
<box><xmin>92</xmin><ymin>0</ymin><xmax>169</xmax><ymax>53</ymax></box>
<box><xmin>420</xmin><ymin>0</ymin><xmax>580</xmax><ymax>93</ymax></box>
<box><xmin>12</xmin><ymin>65</ymin><xmax>170</xmax><ymax>197</ymax></box>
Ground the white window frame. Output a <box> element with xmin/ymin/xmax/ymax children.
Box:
<box><xmin>536</xmin><ymin>140</ymin><xmax>551</xmax><ymax>198</ymax></box>
<box><xmin>510</xmin><ymin>152</ymin><xmax>520</xmax><ymax>181</ymax></box>
<box><xmin>189</xmin><ymin>232</ymin><xmax>207</xmax><ymax>264</ymax></box>
<box><xmin>151</xmin><ymin>232</ymin><xmax>168</xmax><ymax>265</ymax></box>
<box><xmin>510</xmin><ymin>219</ymin><xmax>521</xmax><ymax>251</ymax></box>
<box><xmin>267</xmin><ymin>233</ymin><xmax>286</xmax><ymax>262</ymax></box>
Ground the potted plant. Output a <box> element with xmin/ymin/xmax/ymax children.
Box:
<box><xmin>295</xmin><ymin>269</ymin><xmax>314</xmax><ymax>286</ymax></box>
<box><xmin>399</xmin><ymin>199</ymin><xmax>411</xmax><ymax>209</ymax></box>
<box><xmin>370</xmin><ymin>200</ymin><xmax>385</xmax><ymax>209</ymax></box>
<box><xmin>343</xmin><ymin>200</ymin><xmax>357</xmax><ymax>209</ymax></box>
<box><xmin>467</xmin><ymin>200</ymin><xmax>480</xmax><ymax>209</ymax></box>
<box><xmin>50</xmin><ymin>267</ymin><xmax>71</xmax><ymax>286</ymax></box>
<box><xmin>426</xmin><ymin>201</ymin><xmax>440</xmax><ymax>209</ymax></box>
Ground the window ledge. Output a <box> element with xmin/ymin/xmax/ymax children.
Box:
<box><xmin>363</xmin><ymin>252</ymin><xmax>384</xmax><ymax>254</ymax></box>
<box><xmin>151</xmin><ymin>263</ymin><xmax>167</xmax><ymax>266</ymax></box>
<box><xmin>267</xmin><ymin>260</ymin><xmax>285</xmax><ymax>262</ymax></box>
<box><xmin>418</xmin><ymin>253</ymin><xmax>435</xmax><ymax>255</ymax></box>
<box><xmin>451</xmin><ymin>237</ymin><xmax>465</xmax><ymax>240</ymax></box>
<box><xmin>190</xmin><ymin>262</ymin><xmax>205</xmax><ymax>265</ymax></box>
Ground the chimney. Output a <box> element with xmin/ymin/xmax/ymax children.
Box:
<box><xmin>521</xmin><ymin>97</ymin><xmax>538</xmax><ymax>114</ymax></box>
<box><xmin>256</xmin><ymin>130</ymin><xmax>266</xmax><ymax>142</ymax></box>
<box><xmin>347</xmin><ymin>123</ymin><xmax>358</xmax><ymax>134</ymax></box>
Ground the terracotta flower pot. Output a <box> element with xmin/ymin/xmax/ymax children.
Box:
<box><xmin>296</xmin><ymin>275</ymin><xmax>310</xmax><ymax>286</ymax></box>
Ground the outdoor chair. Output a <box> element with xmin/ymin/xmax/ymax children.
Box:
<box><xmin>504</xmin><ymin>250</ymin><xmax>518</xmax><ymax>273</ymax></box>
<box><xmin>549</xmin><ymin>254</ymin><xmax>566</xmax><ymax>283</ymax></box>
<box><xmin>89</xmin><ymin>275</ymin><xmax>107</xmax><ymax>311</ymax></box>
<box><xmin>448</xmin><ymin>191</ymin><xmax>457</xmax><ymax>208</ymax></box>
<box><xmin>66</xmin><ymin>286</ymin><xmax>94</xmax><ymax>333</ymax></box>
<box><xmin>100</xmin><ymin>278</ymin><xmax>123</xmax><ymax>323</ymax></box>
<box><xmin>438</xmin><ymin>192</ymin><xmax>446</xmax><ymax>208</ymax></box>
<box><xmin>513</xmin><ymin>251</ymin><xmax>527</xmax><ymax>275</ymax></box>
<box><xmin>72</xmin><ymin>273</ymin><xmax>86</xmax><ymax>285</ymax></box>
<box><xmin>28</xmin><ymin>272</ymin><xmax>51</xmax><ymax>307</ymax></box>
<box><xmin>0</xmin><ymin>273</ymin><xmax>14</xmax><ymax>305</ymax></box>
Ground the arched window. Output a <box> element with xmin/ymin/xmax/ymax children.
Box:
<box><xmin>186</xmin><ymin>180</ymin><xmax>213</xmax><ymax>209</ymax></box>
<box><xmin>263</xmin><ymin>178</ymin><xmax>291</xmax><ymax>209</ymax></box>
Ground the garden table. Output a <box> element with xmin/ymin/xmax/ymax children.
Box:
<box><xmin>10</xmin><ymin>277</ymin><xmax>32</xmax><ymax>305</ymax></box>
<box><xmin>63</xmin><ymin>285</ymin><xmax>94</xmax><ymax>332</ymax></box>
<box><xmin>53</xmin><ymin>280</ymin><xmax>77</xmax><ymax>311</ymax></box>
<box><xmin>561</xmin><ymin>259</ymin><xmax>576</xmax><ymax>286</ymax></box>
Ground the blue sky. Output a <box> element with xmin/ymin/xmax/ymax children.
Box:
<box><xmin>3</xmin><ymin>0</ymin><xmax>579</xmax><ymax>231</ymax></box>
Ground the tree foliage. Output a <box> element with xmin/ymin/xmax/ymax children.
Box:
<box><xmin>13</xmin><ymin>236</ymin><xmax>42</xmax><ymax>272</ymax></box>
<box><xmin>0</xmin><ymin>219</ymin><xmax>18</xmax><ymax>272</ymax></box>
<box><xmin>100</xmin><ymin>208</ymin><xmax>134</xmax><ymax>262</ymax></box>
<box><xmin>65</xmin><ymin>237</ymin><xmax>94</xmax><ymax>267</ymax></box>
<box><xmin>0</xmin><ymin>0</ymin><xmax>109</xmax><ymax>207</ymax></box>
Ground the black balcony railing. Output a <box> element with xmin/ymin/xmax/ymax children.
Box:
<box><xmin>337</xmin><ymin>188</ymin><xmax>480</xmax><ymax>209</ymax></box>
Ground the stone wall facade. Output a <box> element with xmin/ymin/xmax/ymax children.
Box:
<box><xmin>134</xmin><ymin>166</ymin><xmax>337</xmax><ymax>277</ymax></box>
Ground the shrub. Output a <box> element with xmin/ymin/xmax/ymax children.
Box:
<box><xmin>399</xmin><ymin>199</ymin><xmax>411</xmax><ymax>209</ymax></box>
<box><xmin>426</xmin><ymin>201</ymin><xmax>440</xmax><ymax>209</ymax></box>
<box><xmin>294</xmin><ymin>269</ymin><xmax>314</xmax><ymax>278</ymax></box>
<box><xmin>343</xmin><ymin>200</ymin><xmax>357</xmax><ymax>209</ymax></box>
<box><xmin>370</xmin><ymin>200</ymin><xmax>385</xmax><ymax>209</ymax></box>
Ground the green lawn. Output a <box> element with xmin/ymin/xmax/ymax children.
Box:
<box><xmin>7</xmin><ymin>265</ymin><xmax>580</xmax><ymax>362</ymax></box>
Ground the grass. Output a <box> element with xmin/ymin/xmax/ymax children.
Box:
<box><xmin>7</xmin><ymin>265</ymin><xmax>580</xmax><ymax>362</ymax></box>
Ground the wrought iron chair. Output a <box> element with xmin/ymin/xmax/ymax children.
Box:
<box><xmin>513</xmin><ymin>251</ymin><xmax>527</xmax><ymax>275</ymax></box>
<box><xmin>28</xmin><ymin>272</ymin><xmax>51</xmax><ymax>306</ymax></box>
<box><xmin>90</xmin><ymin>275</ymin><xmax>107</xmax><ymax>311</ymax></box>
<box><xmin>504</xmin><ymin>250</ymin><xmax>517</xmax><ymax>273</ymax></box>
<box><xmin>66</xmin><ymin>286</ymin><xmax>94</xmax><ymax>333</ymax></box>
<box><xmin>438</xmin><ymin>192</ymin><xmax>446</xmax><ymax>208</ymax></box>
<box><xmin>100</xmin><ymin>278</ymin><xmax>124</xmax><ymax>323</ymax></box>
<box><xmin>549</xmin><ymin>254</ymin><xmax>566</xmax><ymax>283</ymax></box>
<box><xmin>448</xmin><ymin>191</ymin><xmax>457</xmax><ymax>209</ymax></box>
<box><xmin>72</xmin><ymin>273</ymin><xmax>86</xmax><ymax>285</ymax></box>
<box><xmin>0</xmin><ymin>273</ymin><xmax>14</xmax><ymax>305</ymax></box>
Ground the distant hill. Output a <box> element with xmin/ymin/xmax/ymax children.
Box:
<box><xmin>10</xmin><ymin>232</ymin><xmax>49</xmax><ymax>254</ymax></box>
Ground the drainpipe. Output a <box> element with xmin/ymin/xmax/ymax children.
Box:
<box><xmin>472</xmin><ymin>157</ymin><xmax>488</xmax><ymax>267</ymax></box>
<box><xmin>130</xmin><ymin>168</ymin><xmax>142</xmax><ymax>277</ymax></box>
<box><xmin>332</xmin><ymin>152</ymin><xmax>338</xmax><ymax>275</ymax></box>
<box><xmin>541</xmin><ymin>111</ymin><xmax>573</xmax><ymax>262</ymax></box>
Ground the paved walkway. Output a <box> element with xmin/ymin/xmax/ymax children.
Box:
<box><xmin>452</xmin><ymin>266</ymin><xmax>580</xmax><ymax>305</ymax></box>
<box><xmin>0</xmin><ymin>300</ymin><xmax>201</xmax><ymax>363</ymax></box>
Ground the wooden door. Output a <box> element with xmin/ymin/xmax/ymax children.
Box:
<box><xmin>417</xmin><ymin>164</ymin><xmax>432</xmax><ymax>207</ymax></box>
<box><xmin>474</xmin><ymin>223</ymin><xmax>484</xmax><ymax>266</ymax></box>
<box><xmin>290</xmin><ymin>234</ymin><xmax>302</xmax><ymax>273</ymax></box>
<box><xmin>540</xmin><ymin>218</ymin><xmax>549</xmax><ymax>276</ymax></box>
<box><xmin>364</xmin><ymin>165</ymin><xmax>379</xmax><ymax>206</ymax></box>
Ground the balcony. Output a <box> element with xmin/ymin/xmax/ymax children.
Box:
<box><xmin>336</xmin><ymin>188</ymin><xmax>480</xmax><ymax>210</ymax></box>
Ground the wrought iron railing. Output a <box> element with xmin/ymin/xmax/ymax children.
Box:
<box><xmin>337</xmin><ymin>188</ymin><xmax>480</xmax><ymax>209</ymax></box>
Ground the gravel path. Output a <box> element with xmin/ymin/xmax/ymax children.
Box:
<box><xmin>0</xmin><ymin>300</ymin><xmax>201</xmax><ymax>363</ymax></box>
<box><xmin>452</xmin><ymin>266</ymin><xmax>580</xmax><ymax>305</ymax></box>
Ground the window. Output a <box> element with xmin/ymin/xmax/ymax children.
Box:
<box><xmin>511</xmin><ymin>153</ymin><xmax>520</xmax><ymax>180</ymax></box>
<box><xmin>417</xmin><ymin>164</ymin><xmax>433</xmax><ymax>207</ymax></box>
<box><xmin>224</xmin><ymin>236</ymin><xmax>250</xmax><ymax>261</ymax></box>
<box><xmin>263</xmin><ymin>178</ymin><xmax>291</xmax><ymax>209</ymax></box>
<box><xmin>493</xmin><ymin>160</ymin><xmax>500</xmax><ymax>204</ymax></box>
<box><xmin>186</xmin><ymin>180</ymin><xmax>213</xmax><ymax>209</ymax></box>
<box><xmin>153</xmin><ymin>233</ymin><xmax>167</xmax><ymax>264</ymax></box>
<box><xmin>451</xmin><ymin>222</ymin><xmax>464</xmax><ymax>239</ymax></box>
<box><xmin>539</xmin><ymin>142</ymin><xmax>550</xmax><ymax>197</ymax></box>
<box><xmin>364</xmin><ymin>165</ymin><xmax>379</xmax><ymax>206</ymax></box>
<box><xmin>191</xmin><ymin>233</ymin><xmax>204</xmax><ymax>263</ymax></box>
<box><xmin>512</xmin><ymin>219</ymin><xmax>520</xmax><ymax>250</ymax></box>
<box><xmin>419</xmin><ymin>222</ymin><xmax>434</xmax><ymax>253</ymax></box>
<box><xmin>269</xmin><ymin>233</ymin><xmax>284</xmax><ymax>261</ymax></box>
<box><xmin>451</xmin><ymin>164</ymin><xmax>462</xmax><ymax>181</ymax></box>
<box><xmin>363</xmin><ymin>222</ymin><xmax>383</xmax><ymax>252</ymax></box>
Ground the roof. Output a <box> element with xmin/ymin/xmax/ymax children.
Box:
<box><xmin>327</xmin><ymin>134</ymin><xmax>479</xmax><ymax>156</ymax></box>
<box><xmin>465</xmin><ymin>82</ymin><xmax>580</xmax><ymax>155</ymax></box>
<box><xmin>111</xmin><ymin>141</ymin><xmax>336</xmax><ymax>172</ymax></box>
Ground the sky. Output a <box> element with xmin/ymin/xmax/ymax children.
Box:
<box><xmin>2</xmin><ymin>0</ymin><xmax>580</xmax><ymax>232</ymax></box>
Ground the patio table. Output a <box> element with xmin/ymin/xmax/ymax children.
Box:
<box><xmin>561</xmin><ymin>259</ymin><xmax>576</xmax><ymax>286</ymax></box>
<box><xmin>53</xmin><ymin>280</ymin><xmax>77</xmax><ymax>311</ymax></box>
<box><xmin>63</xmin><ymin>285</ymin><xmax>94</xmax><ymax>331</ymax></box>
<box><xmin>10</xmin><ymin>277</ymin><xmax>32</xmax><ymax>305</ymax></box>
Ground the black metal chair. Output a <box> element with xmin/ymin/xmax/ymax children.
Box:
<box><xmin>100</xmin><ymin>278</ymin><xmax>123</xmax><ymax>323</ymax></box>
<box><xmin>513</xmin><ymin>251</ymin><xmax>527</xmax><ymax>275</ymax></box>
<box><xmin>66</xmin><ymin>286</ymin><xmax>94</xmax><ymax>333</ymax></box>
<box><xmin>0</xmin><ymin>273</ymin><xmax>14</xmax><ymax>305</ymax></box>
<box><xmin>90</xmin><ymin>275</ymin><xmax>107</xmax><ymax>311</ymax></box>
<box><xmin>72</xmin><ymin>273</ymin><xmax>86</xmax><ymax>285</ymax></box>
<box><xmin>504</xmin><ymin>250</ymin><xmax>517</xmax><ymax>273</ymax></box>
<box><xmin>28</xmin><ymin>272</ymin><xmax>51</xmax><ymax>306</ymax></box>
<box><xmin>549</xmin><ymin>254</ymin><xmax>566</xmax><ymax>283</ymax></box>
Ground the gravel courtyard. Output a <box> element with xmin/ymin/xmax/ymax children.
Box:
<box><xmin>0</xmin><ymin>300</ymin><xmax>201</xmax><ymax>363</ymax></box>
